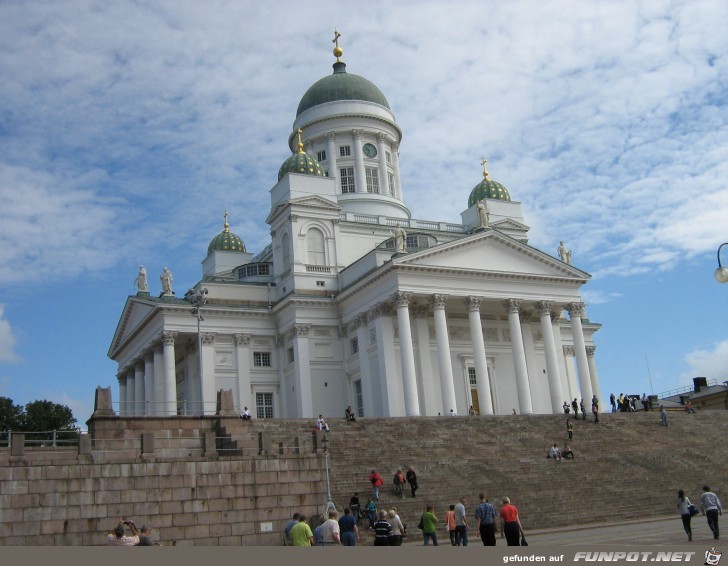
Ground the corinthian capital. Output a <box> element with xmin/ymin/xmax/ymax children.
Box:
<box><xmin>394</xmin><ymin>291</ymin><xmax>412</xmax><ymax>308</ymax></box>
<box><xmin>563</xmin><ymin>345</ymin><xmax>575</xmax><ymax>356</ymax></box>
<box><xmin>291</xmin><ymin>324</ymin><xmax>310</xmax><ymax>337</ymax></box>
<box><xmin>201</xmin><ymin>333</ymin><xmax>216</xmax><ymax>345</ymax></box>
<box><xmin>585</xmin><ymin>345</ymin><xmax>596</xmax><ymax>357</ymax></box>
<box><xmin>567</xmin><ymin>301</ymin><xmax>586</xmax><ymax>318</ymax></box>
<box><xmin>162</xmin><ymin>330</ymin><xmax>178</xmax><ymax>345</ymax></box>
<box><xmin>465</xmin><ymin>296</ymin><xmax>482</xmax><ymax>312</ymax></box>
<box><xmin>503</xmin><ymin>298</ymin><xmax>521</xmax><ymax>314</ymax></box>
<box><xmin>234</xmin><ymin>333</ymin><xmax>251</xmax><ymax>346</ymax></box>
<box><xmin>534</xmin><ymin>300</ymin><xmax>552</xmax><ymax>317</ymax></box>
<box><xmin>431</xmin><ymin>294</ymin><xmax>449</xmax><ymax>310</ymax></box>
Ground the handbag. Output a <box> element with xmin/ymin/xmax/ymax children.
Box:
<box><xmin>520</xmin><ymin>534</ymin><xmax>528</xmax><ymax>546</ymax></box>
<box><xmin>688</xmin><ymin>504</ymin><xmax>699</xmax><ymax>517</ymax></box>
<box><xmin>417</xmin><ymin>515</ymin><xmax>424</xmax><ymax>530</ymax></box>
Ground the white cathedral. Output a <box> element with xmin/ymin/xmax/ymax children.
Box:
<box><xmin>108</xmin><ymin>36</ymin><xmax>602</xmax><ymax>420</ymax></box>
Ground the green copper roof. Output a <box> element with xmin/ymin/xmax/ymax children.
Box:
<box><xmin>208</xmin><ymin>213</ymin><xmax>246</xmax><ymax>254</ymax></box>
<box><xmin>468</xmin><ymin>177</ymin><xmax>511</xmax><ymax>207</ymax></box>
<box><xmin>277</xmin><ymin>151</ymin><xmax>326</xmax><ymax>182</ymax></box>
<box><xmin>296</xmin><ymin>62</ymin><xmax>390</xmax><ymax>117</ymax></box>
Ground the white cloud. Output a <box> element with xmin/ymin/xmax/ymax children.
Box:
<box><xmin>0</xmin><ymin>305</ymin><xmax>19</xmax><ymax>363</ymax></box>
<box><xmin>682</xmin><ymin>339</ymin><xmax>728</xmax><ymax>382</ymax></box>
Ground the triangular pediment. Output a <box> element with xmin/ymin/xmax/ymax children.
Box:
<box><xmin>394</xmin><ymin>230</ymin><xmax>589</xmax><ymax>280</ymax></box>
<box><xmin>491</xmin><ymin>218</ymin><xmax>529</xmax><ymax>232</ymax></box>
<box><xmin>108</xmin><ymin>296</ymin><xmax>157</xmax><ymax>358</ymax></box>
<box><xmin>266</xmin><ymin>195</ymin><xmax>341</xmax><ymax>224</ymax></box>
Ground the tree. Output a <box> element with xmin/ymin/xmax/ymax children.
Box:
<box><xmin>23</xmin><ymin>400</ymin><xmax>76</xmax><ymax>432</ymax></box>
<box><xmin>0</xmin><ymin>396</ymin><xmax>24</xmax><ymax>430</ymax></box>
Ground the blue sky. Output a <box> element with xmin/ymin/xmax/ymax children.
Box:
<box><xmin>1</xmin><ymin>0</ymin><xmax>727</xmax><ymax>423</ymax></box>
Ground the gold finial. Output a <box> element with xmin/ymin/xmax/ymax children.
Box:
<box><xmin>296</xmin><ymin>128</ymin><xmax>304</xmax><ymax>154</ymax></box>
<box><xmin>223</xmin><ymin>210</ymin><xmax>229</xmax><ymax>232</ymax></box>
<box><xmin>481</xmin><ymin>157</ymin><xmax>489</xmax><ymax>179</ymax></box>
<box><xmin>332</xmin><ymin>29</ymin><xmax>343</xmax><ymax>62</ymax></box>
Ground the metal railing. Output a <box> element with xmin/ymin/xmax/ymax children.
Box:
<box><xmin>656</xmin><ymin>379</ymin><xmax>717</xmax><ymax>400</ymax></box>
<box><xmin>0</xmin><ymin>429</ymin><xmax>85</xmax><ymax>449</ymax></box>
<box><xmin>114</xmin><ymin>400</ymin><xmax>218</xmax><ymax>417</ymax></box>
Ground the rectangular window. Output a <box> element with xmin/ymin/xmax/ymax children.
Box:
<box><xmin>287</xmin><ymin>347</ymin><xmax>295</xmax><ymax>365</ymax></box>
<box><xmin>385</xmin><ymin>151</ymin><xmax>391</xmax><ymax>163</ymax></box>
<box><xmin>253</xmin><ymin>352</ymin><xmax>272</xmax><ymax>367</ymax></box>
<box><xmin>256</xmin><ymin>392</ymin><xmax>274</xmax><ymax>419</ymax></box>
<box><xmin>365</xmin><ymin>167</ymin><xmax>379</xmax><ymax>194</ymax></box>
<box><xmin>468</xmin><ymin>367</ymin><xmax>477</xmax><ymax>387</ymax></box>
<box><xmin>339</xmin><ymin>145</ymin><xmax>351</xmax><ymax>157</ymax></box>
<box><xmin>317</xmin><ymin>150</ymin><xmax>327</xmax><ymax>162</ymax></box>
<box><xmin>355</xmin><ymin>380</ymin><xmax>364</xmax><ymax>418</ymax></box>
<box><xmin>340</xmin><ymin>167</ymin><xmax>355</xmax><ymax>193</ymax></box>
<box><xmin>351</xmin><ymin>337</ymin><xmax>359</xmax><ymax>355</ymax></box>
<box><xmin>388</xmin><ymin>172</ymin><xmax>395</xmax><ymax>194</ymax></box>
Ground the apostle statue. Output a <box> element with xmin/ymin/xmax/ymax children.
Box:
<box><xmin>557</xmin><ymin>241</ymin><xmax>572</xmax><ymax>265</ymax></box>
<box><xmin>160</xmin><ymin>267</ymin><xmax>174</xmax><ymax>295</ymax></box>
<box><xmin>135</xmin><ymin>265</ymin><xmax>149</xmax><ymax>293</ymax></box>
<box><xmin>477</xmin><ymin>201</ymin><xmax>490</xmax><ymax>228</ymax></box>
<box><xmin>393</xmin><ymin>225</ymin><xmax>407</xmax><ymax>253</ymax></box>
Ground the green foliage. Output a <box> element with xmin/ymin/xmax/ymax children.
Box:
<box><xmin>0</xmin><ymin>397</ymin><xmax>76</xmax><ymax>431</ymax></box>
<box><xmin>23</xmin><ymin>400</ymin><xmax>77</xmax><ymax>432</ymax></box>
<box><xmin>0</xmin><ymin>396</ymin><xmax>24</xmax><ymax>430</ymax></box>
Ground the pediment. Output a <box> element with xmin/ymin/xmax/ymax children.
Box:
<box><xmin>108</xmin><ymin>297</ymin><xmax>157</xmax><ymax>357</ymax></box>
<box><xmin>395</xmin><ymin>230</ymin><xmax>589</xmax><ymax>280</ymax></box>
<box><xmin>491</xmin><ymin>218</ymin><xmax>529</xmax><ymax>232</ymax></box>
<box><xmin>266</xmin><ymin>195</ymin><xmax>341</xmax><ymax>224</ymax></box>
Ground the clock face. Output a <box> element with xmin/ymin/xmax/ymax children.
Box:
<box><xmin>363</xmin><ymin>143</ymin><xmax>377</xmax><ymax>158</ymax></box>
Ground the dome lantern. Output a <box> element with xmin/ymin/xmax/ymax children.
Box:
<box><xmin>207</xmin><ymin>210</ymin><xmax>246</xmax><ymax>254</ymax></box>
<box><xmin>467</xmin><ymin>158</ymin><xmax>512</xmax><ymax>207</ymax></box>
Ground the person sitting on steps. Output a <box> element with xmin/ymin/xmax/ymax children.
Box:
<box><xmin>561</xmin><ymin>444</ymin><xmax>574</xmax><ymax>459</ymax></box>
<box><xmin>548</xmin><ymin>444</ymin><xmax>562</xmax><ymax>461</ymax></box>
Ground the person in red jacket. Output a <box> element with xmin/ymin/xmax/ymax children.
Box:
<box><xmin>370</xmin><ymin>470</ymin><xmax>384</xmax><ymax>501</ymax></box>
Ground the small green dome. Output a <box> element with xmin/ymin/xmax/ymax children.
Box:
<box><xmin>278</xmin><ymin>129</ymin><xmax>327</xmax><ymax>181</ymax></box>
<box><xmin>296</xmin><ymin>61</ymin><xmax>390</xmax><ymax>117</ymax></box>
<box><xmin>467</xmin><ymin>165</ymin><xmax>511</xmax><ymax>207</ymax></box>
<box><xmin>208</xmin><ymin>212</ymin><xmax>246</xmax><ymax>254</ymax></box>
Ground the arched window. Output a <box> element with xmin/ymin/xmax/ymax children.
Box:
<box><xmin>281</xmin><ymin>233</ymin><xmax>291</xmax><ymax>270</ymax></box>
<box><xmin>306</xmin><ymin>228</ymin><xmax>325</xmax><ymax>266</ymax></box>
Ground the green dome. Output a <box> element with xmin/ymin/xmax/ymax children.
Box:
<box><xmin>208</xmin><ymin>213</ymin><xmax>246</xmax><ymax>254</ymax></box>
<box><xmin>296</xmin><ymin>62</ymin><xmax>390</xmax><ymax>117</ymax></box>
<box><xmin>468</xmin><ymin>174</ymin><xmax>511</xmax><ymax>207</ymax></box>
<box><xmin>278</xmin><ymin>149</ymin><xmax>326</xmax><ymax>181</ymax></box>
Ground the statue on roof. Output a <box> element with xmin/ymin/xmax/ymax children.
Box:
<box><xmin>477</xmin><ymin>200</ymin><xmax>490</xmax><ymax>228</ymax></box>
<box><xmin>557</xmin><ymin>241</ymin><xmax>572</xmax><ymax>265</ymax></box>
<box><xmin>160</xmin><ymin>267</ymin><xmax>174</xmax><ymax>296</ymax></box>
<box><xmin>135</xmin><ymin>265</ymin><xmax>149</xmax><ymax>293</ymax></box>
<box><xmin>393</xmin><ymin>225</ymin><xmax>407</xmax><ymax>253</ymax></box>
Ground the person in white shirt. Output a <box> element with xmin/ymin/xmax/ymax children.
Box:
<box><xmin>240</xmin><ymin>406</ymin><xmax>251</xmax><ymax>420</ymax></box>
<box><xmin>320</xmin><ymin>509</ymin><xmax>341</xmax><ymax>545</ymax></box>
<box><xmin>701</xmin><ymin>485</ymin><xmax>723</xmax><ymax>540</ymax></box>
<box><xmin>317</xmin><ymin>414</ymin><xmax>330</xmax><ymax>432</ymax></box>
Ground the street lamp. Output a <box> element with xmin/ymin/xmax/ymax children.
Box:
<box><xmin>715</xmin><ymin>243</ymin><xmax>728</xmax><ymax>283</ymax></box>
<box><xmin>185</xmin><ymin>287</ymin><xmax>208</xmax><ymax>414</ymax></box>
<box><xmin>321</xmin><ymin>435</ymin><xmax>334</xmax><ymax>511</ymax></box>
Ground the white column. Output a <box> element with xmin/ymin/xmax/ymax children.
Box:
<box><xmin>567</xmin><ymin>302</ymin><xmax>593</xmax><ymax>405</ymax></box>
<box><xmin>372</xmin><ymin>303</ymin><xmax>401</xmax><ymax>416</ymax></box>
<box><xmin>234</xmin><ymin>334</ymin><xmax>252</xmax><ymax>414</ymax></box>
<box><xmin>118</xmin><ymin>374</ymin><xmax>127</xmax><ymax>416</ymax></box>
<box><xmin>586</xmin><ymin>346</ymin><xmax>602</xmax><ymax>411</ymax></box>
<box><xmin>153</xmin><ymin>344</ymin><xmax>164</xmax><ymax>416</ymax></box>
<box><xmin>412</xmin><ymin>308</ymin><xmax>437</xmax><ymax>416</ymax></box>
<box><xmin>125</xmin><ymin>371</ymin><xmax>135</xmax><ymax>417</ymax></box>
<box><xmin>432</xmin><ymin>294</ymin><xmax>457</xmax><ymax>415</ymax></box>
<box><xmin>134</xmin><ymin>364</ymin><xmax>145</xmax><ymax>416</ymax></box>
<box><xmin>394</xmin><ymin>291</ymin><xmax>420</xmax><ymax>416</ymax></box>
<box><xmin>143</xmin><ymin>352</ymin><xmax>154</xmax><ymax>416</ymax></box>
<box><xmin>162</xmin><ymin>331</ymin><xmax>178</xmax><ymax>416</ymax></box>
<box><xmin>200</xmin><ymin>333</ymin><xmax>217</xmax><ymax>415</ymax></box>
<box><xmin>536</xmin><ymin>301</ymin><xmax>564</xmax><ymax>414</ymax></box>
<box><xmin>562</xmin><ymin>346</ymin><xmax>578</xmax><ymax>402</ymax></box>
<box><xmin>376</xmin><ymin>133</ymin><xmax>389</xmax><ymax>195</ymax></box>
<box><xmin>291</xmin><ymin>324</ymin><xmax>314</xmax><ymax>418</ymax></box>
<box><xmin>325</xmin><ymin>132</ymin><xmax>337</xmax><ymax>181</ymax></box>
<box><xmin>504</xmin><ymin>299</ymin><xmax>533</xmax><ymax>414</ymax></box>
<box><xmin>352</xmin><ymin>129</ymin><xmax>366</xmax><ymax>193</ymax></box>
<box><xmin>466</xmin><ymin>296</ymin><xmax>493</xmax><ymax>415</ymax></box>
<box><xmin>392</xmin><ymin>143</ymin><xmax>402</xmax><ymax>200</ymax></box>
<box><xmin>354</xmin><ymin>314</ymin><xmax>375</xmax><ymax>418</ymax></box>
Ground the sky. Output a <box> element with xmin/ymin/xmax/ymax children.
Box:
<box><xmin>1</xmin><ymin>0</ymin><xmax>727</xmax><ymax>424</ymax></box>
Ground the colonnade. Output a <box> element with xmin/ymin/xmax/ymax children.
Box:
<box><xmin>351</xmin><ymin>293</ymin><xmax>598</xmax><ymax>416</ymax></box>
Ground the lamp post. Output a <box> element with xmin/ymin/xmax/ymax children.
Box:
<box><xmin>321</xmin><ymin>435</ymin><xmax>333</xmax><ymax>511</ymax></box>
<box><xmin>715</xmin><ymin>243</ymin><xmax>728</xmax><ymax>283</ymax></box>
<box><xmin>185</xmin><ymin>287</ymin><xmax>208</xmax><ymax>414</ymax></box>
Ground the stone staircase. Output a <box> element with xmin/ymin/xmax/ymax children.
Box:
<box><xmin>213</xmin><ymin>411</ymin><xmax>725</xmax><ymax>533</ymax></box>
